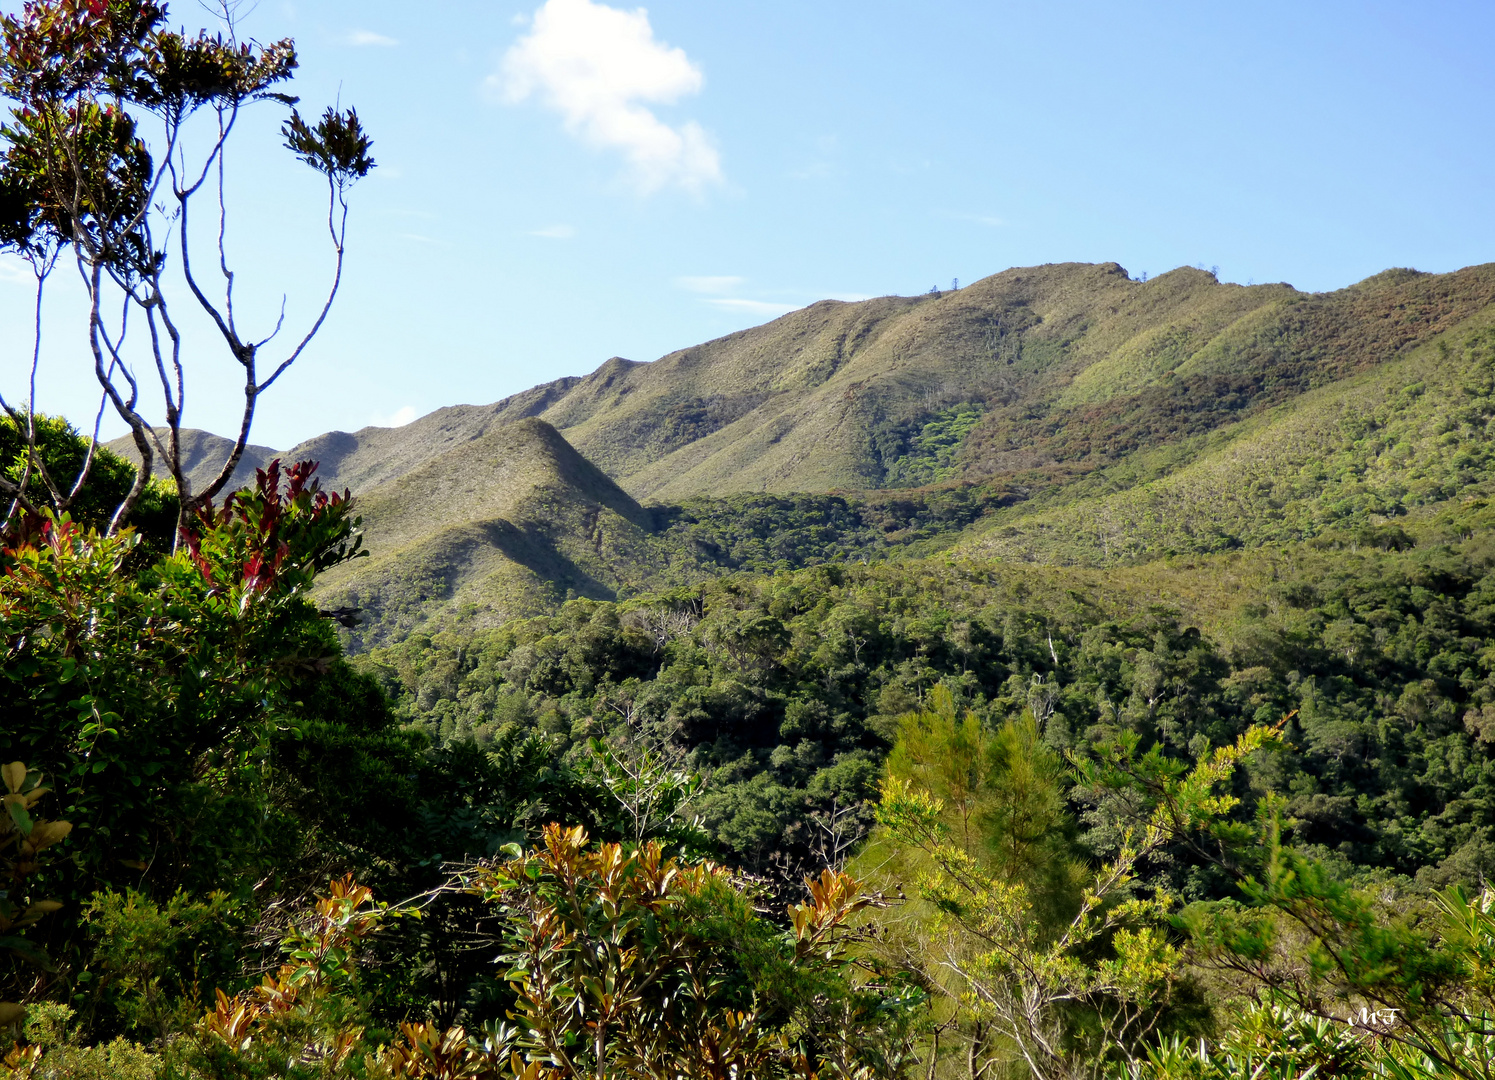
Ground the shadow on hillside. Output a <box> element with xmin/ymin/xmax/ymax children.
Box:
<box><xmin>469</xmin><ymin>517</ymin><xmax>619</xmax><ymax>601</ymax></box>
<box><xmin>326</xmin><ymin>515</ymin><xmax>624</xmax><ymax>650</ymax></box>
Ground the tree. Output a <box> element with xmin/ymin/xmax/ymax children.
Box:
<box><xmin>0</xmin><ymin>0</ymin><xmax>373</xmax><ymax>536</ymax></box>
<box><xmin>58</xmin><ymin>837</ymin><xmax>922</xmax><ymax>1080</ymax></box>
<box><xmin>1167</xmin><ymin>810</ymin><xmax>1495</xmax><ymax>1080</ymax></box>
<box><xmin>1087</xmin><ymin>730</ymin><xmax>1495</xmax><ymax>1080</ymax></box>
<box><xmin>0</xmin><ymin>456</ymin><xmax>365</xmax><ymax>989</ymax></box>
<box><xmin>868</xmin><ymin>692</ymin><xmax>1280</xmax><ymax>1080</ymax></box>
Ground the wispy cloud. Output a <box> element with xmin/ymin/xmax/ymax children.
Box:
<box><xmin>494</xmin><ymin>0</ymin><xmax>722</xmax><ymax>194</ymax></box>
<box><xmin>529</xmin><ymin>224</ymin><xmax>577</xmax><ymax>239</ymax></box>
<box><xmin>674</xmin><ymin>275</ymin><xmax>743</xmax><ymax>294</ymax></box>
<box><xmin>704</xmin><ymin>298</ymin><xmax>800</xmax><ymax>317</ymax></box>
<box><xmin>371</xmin><ymin>405</ymin><xmax>418</xmax><ymax>428</ymax></box>
<box><xmin>347</xmin><ymin>29</ymin><xmax>397</xmax><ymax>46</ymax></box>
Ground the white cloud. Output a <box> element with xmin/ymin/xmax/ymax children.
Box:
<box><xmin>704</xmin><ymin>298</ymin><xmax>799</xmax><ymax>317</ymax></box>
<box><xmin>371</xmin><ymin>406</ymin><xmax>418</xmax><ymax>428</ymax></box>
<box><xmin>674</xmin><ymin>275</ymin><xmax>743</xmax><ymax>294</ymax></box>
<box><xmin>347</xmin><ymin>29</ymin><xmax>397</xmax><ymax>46</ymax></box>
<box><xmin>495</xmin><ymin>0</ymin><xmax>722</xmax><ymax>194</ymax></box>
<box><xmin>529</xmin><ymin>224</ymin><xmax>577</xmax><ymax>239</ymax></box>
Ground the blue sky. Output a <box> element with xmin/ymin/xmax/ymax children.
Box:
<box><xmin>4</xmin><ymin>0</ymin><xmax>1494</xmax><ymax>448</ymax></box>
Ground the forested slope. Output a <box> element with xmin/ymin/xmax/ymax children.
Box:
<box><xmin>358</xmin><ymin>495</ymin><xmax>1495</xmax><ymax>888</ymax></box>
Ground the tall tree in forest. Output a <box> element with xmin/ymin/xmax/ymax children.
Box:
<box><xmin>867</xmin><ymin>688</ymin><xmax>1278</xmax><ymax>1080</ymax></box>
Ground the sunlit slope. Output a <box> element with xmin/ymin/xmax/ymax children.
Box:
<box><xmin>961</xmin><ymin>305</ymin><xmax>1495</xmax><ymax>564</ymax></box>
<box><xmin>959</xmin><ymin>265</ymin><xmax>1495</xmax><ymax>480</ymax></box>
<box><xmin>105</xmin><ymin>428</ymin><xmax>278</xmax><ymax>494</ymax></box>
<box><xmin>540</xmin><ymin>263</ymin><xmax>1296</xmax><ymax>498</ymax></box>
<box><xmin>505</xmin><ymin>261</ymin><xmax>1495</xmax><ymax>500</ymax></box>
<box><xmin>259</xmin><ymin>262</ymin><xmax>1298</xmax><ymax>500</ymax></box>
<box><xmin>152</xmin><ymin>261</ymin><xmax>1495</xmax><ymax>510</ymax></box>
<box><xmin>312</xmin><ymin>417</ymin><xmax>657</xmax><ymax>647</ymax></box>
<box><xmin>280</xmin><ymin>378</ymin><xmax>582</xmax><ymax>494</ymax></box>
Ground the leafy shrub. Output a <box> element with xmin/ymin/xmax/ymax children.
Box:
<box><xmin>2</xmin><ymin>1004</ymin><xmax>159</xmax><ymax>1080</ymax></box>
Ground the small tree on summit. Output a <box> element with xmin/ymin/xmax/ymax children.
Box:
<box><xmin>0</xmin><ymin>0</ymin><xmax>374</xmax><ymax>536</ymax></box>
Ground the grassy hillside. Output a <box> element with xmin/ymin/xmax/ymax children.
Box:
<box><xmin>313</xmin><ymin>417</ymin><xmax>659</xmax><ymax>647</ymax></box>
<box><xmin>279</xmin><ymin>377</ymin><xmax>583</xmax><ymax>494</ymax></box>
<box><xmin>498</xmin><ymin>261</ymin><xmax>1495</xmax><ymax>503</ymax></box>
<box><xmin>318</xmin><ymin>426</ymin><xmax>1021</xmax><ymax>648</ymax></box>
<box><xmin>105</xmin><ymin>427</ymin><xmax>278</xmax><ymax>494</ymax></box>
<box><xmin>963</xmin><ymin>306</ymin><xmax>1495</xmax><ymax>563</ymax></box>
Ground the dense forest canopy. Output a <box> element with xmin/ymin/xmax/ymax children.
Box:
<box><xmin>361</xmin><ymin>502</ymin><xmax>1495</xmax><ymax>891</ymax></box>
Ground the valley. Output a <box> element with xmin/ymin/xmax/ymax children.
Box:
<box><xmin>38</xmin><ymin>257</ymin><xmax>1495</xmax><ymax>1077</ymax></box>
<box><xmin>10</xmin><ymin>0</ymin><xmax>1488</xmax><ymax>1070</ymax></box>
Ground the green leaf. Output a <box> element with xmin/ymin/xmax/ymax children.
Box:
<box><xmin>5</xmin><ymin>800</ymin><xmax>31</xmax><ymax>836</ymax></box>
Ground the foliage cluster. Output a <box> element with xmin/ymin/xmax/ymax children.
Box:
<box><xmin>2</xmin><ymin>840</ymin><xmax>921</xmax><ymax>1079</ymax></box>
<box><xmin>1</xmin><ymin>415</ymin><xmax>175</xmax><ymax>549</ymax></box>
<box><xmin>879</xmin><ymin>402</ymin><xmax>987</xmax><ymax>488</ymax></box>
<box><xmin>646</xmin><ymin>482</ymin><xmax>1011</xmax><ymax>580</ymax></box>
<box><xmin>0</xmin><ymin>454</ymin><xmax>565</xmax><ymax>1034</ymax></box>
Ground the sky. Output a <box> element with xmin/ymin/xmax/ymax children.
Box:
<box><xmin>3</xmin><ymin>0</ymin><xmax>1494</xmax><ymax>449</ymax></box>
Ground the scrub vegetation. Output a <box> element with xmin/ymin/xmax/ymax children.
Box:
<box><xmin>7</xmin><ymin>6</ymin><xmax>1495</xmax><ymax>1067</ymax></box>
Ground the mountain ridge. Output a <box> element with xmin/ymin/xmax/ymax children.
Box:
<box><xmin>121</xmin><ymin>259</ymin><xmax>1495</xmax><ymax>501</ymax></box>
<box><xmin>104</xmin><ymin>259</ymin><xmax>1495</xmax><ymax>644</ymax></box>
